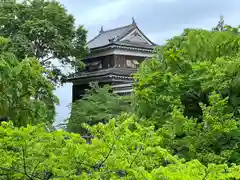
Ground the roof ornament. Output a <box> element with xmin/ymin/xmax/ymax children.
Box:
<box><xmin>108</xmin><ymin>37</ymin><xmax>115</xmax><ymax>42</ymax></box>
<box><xmin>132</xmin><ymin>17</ymin><xmax>136</xmax><ymax>25</ymax></box>
<box><xmin>99</xmin><ymin>26</ymin><xmax>104</xmax><ymax>34</ymax></box>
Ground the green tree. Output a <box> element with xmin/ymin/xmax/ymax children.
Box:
<box><xmin>67</xmin><ymin>82</ymin><xmax>131</xmax><ymax>134</ymax></box>
<box><xmin>0</xmin><ymin>37</ymin><xmax>58</xmax><ymax>126</ymax></box>
<box><xmin>212</xmin><ymin>15</ymin><xmax>225</xmax><ymax>31</ymax></box>
<box><xmin>160</xmin><ymin>92</ymin><xmax>240</xmax><ymax>165</ymax></box>
<box><xmin>0</xmin><ymin>0</ymin><xmax>88</xmax><ymax>83</ymax></box>
<box><xmin>1</xmin><ymin>118</ymin><xmax>240</xmax><ymax>179</ymax></box>
<box><xmin>212</xmin><ymin>16</ymin><xmax>240</xmax><ymax>33</ymax></box>
<box><xmin>133</xmin><ymin>24</ymin><xmax>240</xmax><ymax>164</ymax></box>
<box><xmin>134</xmin><ymin>26</ymin><xmax>240</xmax><ymax>128</ymax></box>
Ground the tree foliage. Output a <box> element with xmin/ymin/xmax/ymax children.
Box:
<box><xmin>0</xmin><ymin>37</ymin><xmax>58</xmax><ymax>126</ymax></box>
<box><xmin>2</xmin><ymin>15</ymin><xmax>240</xmax><ymax>179</ymax></box>
<box><xmin>160</xmin><ymin>92</ymin><xmax>240</xmax><ymax>165</ymax></box>
<box><xmin>133</xmin><ymin>21</ymin><xmax>240</xmax><ymax>165</ymax></box>
<box><xmin>0</xmin><ymin>0</ymin><xmax>88</xmax><ymax>83</ymax></box>
<box><xmin>1</xmin><ymin>118</ymin><xmax>240</xmax><ymax>180</ymax></box>
<box><xmin>134</xmin><ymin>26</ymin><xmax>240</xmax><ymax>125</ymax></box>
<box><xmin>67</xmin><ymin>82</ymin><xmax>131</xmax><ymax>134</ymax></box>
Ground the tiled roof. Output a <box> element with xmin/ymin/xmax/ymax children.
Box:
<box><xmin>114</xmin><ymin>41</ymin><xmax>156</xmax><ymax>49</ymax></box>
<box><xmin>68</xmin><ymin>68</ymin><xmax>137</xmax><ymax>80</ymax></box>
<box><xmin>88</xmin><ymin>24</ymin><xmax>134</xmax><ymax>49</ymax></box>
<box><xmin>87</xmin><ymin>22</ymin><xmax>157</xmax><ymax>50</ymax></box>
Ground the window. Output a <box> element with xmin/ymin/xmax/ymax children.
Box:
<box><xmin>126</xmin><ymin>60</ymin><xmax>139</xmax><ymax>68</ymax></box>
<box><xmin>132</xmin><ymin>60</ymin><xmax>139</xmax><ymax>67</ymax></box>
<box><xmin>87</xmin><ymin>60</ymin><xmax>102</xmax><ymax>71</ymax></box>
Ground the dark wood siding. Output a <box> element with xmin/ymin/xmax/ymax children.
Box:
<box><xmin>102</xmin><ymin>55</ymin><xmax>114</xmax><ymax>68</ymax></box>
<box><xmin>83</xmin><ymin>55</ymin><xmax>115</xmax><ymax>70</ymax></box>
<box><xmin>72</xmin><ymin>84</ymin><xmax>90</xmax><ymax>102</ymax></box>
<box><xmin>83</xmin><ymin>55</ymin><xmax>146</xmax><ymax>69</ymax></box>
<box><xmin>115</xmin><ymin>55</ymin><xmax>146</xmax><ymax>68</ymax></box>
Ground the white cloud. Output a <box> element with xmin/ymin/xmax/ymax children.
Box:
<box><xmin>147</xmin><ymin>11</ymin><xmax>240</xmax><ymax>44</ymax></box>
<box><xmin>77</xmin><ymin>0</ymin><xmax>137</xmax><ymax>26</ymax></box>
<box><xmin>154</xmin><ymin>0</ymin><xmax>177</xmax><ymax>3</ymax></box>
<box><xmin>77</xmin><ymin>0</ymin><xmax>179</xmax><ymax>27</ymax></box>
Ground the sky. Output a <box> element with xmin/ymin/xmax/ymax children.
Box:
<box><xmin>54</xmin><ymin>0</ymin><xmax>240</xmax><ymax>125</ymax></box>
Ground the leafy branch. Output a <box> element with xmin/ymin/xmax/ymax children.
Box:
<box><xmin>129</xmin><ymin>145</ymin><xmax>143</xmax><ymax>168</ymax></box>
<box><xmin>96</xmin><ymin>142</ymin><xmax>115</xmax><ymax>170</ymax></box>
<box><xmin>22</xmin><ymin>143</ymin><xmax>34</xmax><ymax>180</ymax></box>
<box><xmin>0</xmin><ymin>167</ymin><xmax>42</xmax><ymax>180</ymax></box>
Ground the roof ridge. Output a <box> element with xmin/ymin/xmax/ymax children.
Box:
<box><xmin>115</xmin><ymin>25</ymin><xmax>136</xmax><ymax>42</ymax></box>
<box><xmin>87</xmin><ymin>24</ymin><xmax>133</xmax><ymax>45</ymax></box>
<box><xmin>102</xmin><ymin>24</ymin><xmax>133</xmax><ymax>33</ymax></box>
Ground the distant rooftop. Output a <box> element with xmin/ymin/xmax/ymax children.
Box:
<box><xmin>87</xmin><ymin>18</ymin><xmax>157</xmax><ymax>50</ymax></box>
